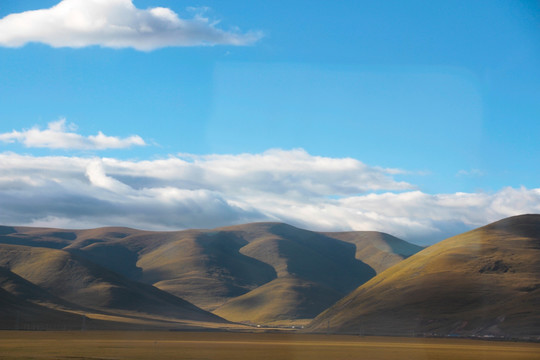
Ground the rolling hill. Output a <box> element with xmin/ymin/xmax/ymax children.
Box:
<box><xmin>308</xmin><ymin>214</ymin><xmax>540</xmax><ymax>338</ymax></box>
<box><xmin>0</xmin><ymin>266</ymin><xmax>86</xmax><ymax>330</ymax></box>
<box><xmin>0</xmin><ymin>243</ymin><xmax>226</xmax><ymax>329</ymax></box>
<box><xmin>322</xmin><ymin>230</ymin><xmax>423</xmax><ymax>274</ymax></box>
<box><xmin>0</xmin><ymin>222</ymin><xmax>420</xmax><ymax>325</ymax></box>
<box><xmin>213</xmin><ymin>276</ymin><xmax>343</xmax><ymax>324</ymax></box>
<box><xmin>0</xmin><ymin>265</ymin><xmax>86</xmax><ymax>312</ymax></box>
<box><xmin>0</xmin><ymin>286</ymin><xmax>85</xmax><ymax>330</ymax></box>
<box><xmin>212</xmin><ymin>223</ymin><xmax>376</xmax><ymax>323</ymax></box>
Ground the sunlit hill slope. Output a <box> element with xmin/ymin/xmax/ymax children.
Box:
<box><xmin>309</xmin><ymin>214</ymin><xmax>540</xmax><ymax>338</ymax></box>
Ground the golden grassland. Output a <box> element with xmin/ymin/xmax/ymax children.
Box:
<box><xmin>0</xmin><ymin>331</ymin><xmax>539</xmax><ymax>360</ymax></box>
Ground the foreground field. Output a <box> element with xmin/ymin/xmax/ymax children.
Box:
<box><xmin>0</xmin><ymin>331</ymin><xmax>539</xmax><ymax>360</ymax></box>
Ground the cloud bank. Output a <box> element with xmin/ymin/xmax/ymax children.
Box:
<box><xmin>0</xmin><ymin>0</ymin><xmax>262</xmax><ymax>50</ymax></box>
<box><xmin>0</xmin><ymin>119</ymin><xmax>145</xmax><ymax>150</ymax></box>
<box><xmin>0</xmin><ymin>149</ymin><xmax>538</xmax><ymax>244</ymax></box>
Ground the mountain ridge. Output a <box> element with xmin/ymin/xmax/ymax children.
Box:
<box><xmin>0</xmin><ymin>221</ymin><xmax>421</xmax><ymax>325</ymax></box>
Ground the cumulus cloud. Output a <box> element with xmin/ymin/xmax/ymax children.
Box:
<box><xmin>0</xmin><ymin>119</ymin><xmax>145</xmax><ymax>150</ymax></box>
<box><xmin>106</xmin><ymin>149</ymin><xmax>413</xmax><ymax>196</ymax></box>
<box><xmin>0</xmin><ymin>0</ymin><xmax>262</xmax><ymax>50</ymax></box>
<box><xmin>0</xmin><ymin>149</ymin><xmax>539</xmax><ymax>244</ymax></box>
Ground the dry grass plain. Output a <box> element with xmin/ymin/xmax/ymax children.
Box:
<box><xmin>0</xmin><ymin>331</ymin><xmax>539</xmax><ymax>360</ymax></box>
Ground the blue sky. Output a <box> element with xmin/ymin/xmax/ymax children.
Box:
<box><xmin>0</xmin><ymin>0</ymin><xmax>538</xmax><ymax>244</ymax></box>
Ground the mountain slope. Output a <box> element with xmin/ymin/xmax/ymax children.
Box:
<box><xmin>214</xmin><ymin>276</ymin><xmax>343</xmax><ymax>324</ymax></box>
<box><xmin>0</xmin><ymin>244</ymin><xmax>225</xmax><ymax>324</ymax></box>
<box><xmin>137</xmin><ymin>230</ymin><xmax>278</xmax><ymax>310</ymax></box>
<box><xmin>0</xmin><ymin>266</ymin><xmax>84</xmax><ymax>311</ymax></box>
<box><xmin>323</xmin><ymin>231</ymin><xmax>424</xmax><ymax>274</ymax></box>
<box><xmin>309</xmin><ymin>214</ymin><xmax>540</xmax><ymax>338</ymax></box>
<box><xmin>0</xmin><ymin>222</ymin><xmax>421</xmax><ymax>324</ymax></box>
<box><xmin>0</xmin><ymin>286</ymin><xmax>85</xmax><ymax>330</ymax></box>
<box><xmin>211</xmin><ymin>223</ymin><xmax>376</xmax><ymax>323</ymax></box>
<box><xmin>0</xmin><ymin>268</ymin><xmax>128</xmax><ymax>330</ymax></box>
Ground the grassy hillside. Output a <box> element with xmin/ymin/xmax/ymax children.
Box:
<box><xmin>0</xmin><ymin>266</ymin><xmax>85</xmax><ymax>312</ymax></box>
<box><xmin>0</xmin><ymin>286</ymin><xmax>85</xmax><ymax>330</ymax></box>
<box><xmin>214</xmin><ymin>276</ymin><xmax>343</xmax><ymax>324</ymax></box>
<box><xmin>309</xmin><ymin>214</ymin><xmax>540</xmax><ymax>338</ymax></box>
<box><xmin>0</xmin><ymin>266</ymin><xmax>90</xmax><ymax>330</ymax></box>
<box><xmin>0</xmin><ymin>222</ymin><xmax>420</xmax><ymax>325</ymax></box>
<box><xmin>0</xmin><ymin>244</ymin><xmax>225</xmax><ymax>324</ymax></box>
<box><xmin>323</xmin><ymin>231</ymin><xmax>424</xmax><ymax>274</ymax></box>
<box><xmin>137</xmin><ymin>230</ymin><xmax>278</xmax><ymax>310</ymax></box>
<box><xmin>212</xmin><ymin>223</ymin><xmax>377</xmax><ymax>323</ymax></box>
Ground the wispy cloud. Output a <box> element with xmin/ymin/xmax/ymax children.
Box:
<box><xmin>456</xmin><ymin>168</ymin><xmax>485</xmax><ymax>177</ymax></box>
<box><xmin>0</xmin><ymin>119</ymin><xmax>145</xmax><ymax>150</ymax></box>
<box><xmin>0</xmin><ymin>150</ymin><xmax>538</xmax><ymax>244</ymax></box>
<box><xmin>0</xmin><ymin>0</ymin><xmax>262</xmax><ymax>51</ymax></box>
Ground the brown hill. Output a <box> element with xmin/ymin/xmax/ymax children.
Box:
<box><xmin>0</xmin><ymin>286</ymin><xmax>84</xmax><ymax>330</ymax></box>
<box><xmin>0</xmin><ymin>222</ymin><xmax>420</xmax><ymax>324</ymax></box>
<box><xmin>136</xmin><ymin>229</ymin><xmax>278</xmax><ymax>310</ymax></box>
<box><xmin>0</xmin><ymin>244</ymin><xmax>225</xmax><ymax>325</ymax></box>
<box><xmin>322</xmin><ymin>231</ymin><xmax>423</xmax><ymax>274</ymax></box>
<box><xmin>0</xmin><ymin>266</ymin><xmax>84</xmax><ymax>311</ymax></box>
<box><xmin>309</xmin><ymin>214</ymin><xmax>540</xmax><ymax>338</ymax></box>
<box><xmin>0</xmin><ymin>267</ymin><xmax>135</xmax><ymax>330</ymax></box>
<box><xmin>212</xmin><ymin>223</ymin><xmax>376</xmax><ymax>323</ymax></box>
<box><xmin>105</xmin><ymin>223</ymin><xmax>380</xmax><ymax>318</ymax></box>
<box><xmin>214</xmin><ymin>276</ymin><xmax>343</xmax><ymax>324</ymax></box>
<box><xmin>0</xmin><ymin>226</ymin><xmax>144</xmax><ymax>279</ymax></box>
<box><xmin>0</xmin><ymin>266</ymin><xmax>84</xmax><ymax>330</ymax></box>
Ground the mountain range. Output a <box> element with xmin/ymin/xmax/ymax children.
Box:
<box><xmin>0</xmin><ymin>222</ymin><xmax>420</xmax><ymax>328</ymax></box>
<box><xmin>0</xmin><ymin>215</ymin><xmax>538</xmax><ymax>338</ymax></box>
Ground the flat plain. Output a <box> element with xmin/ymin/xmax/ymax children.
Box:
<box><xmin>0</xmin><ymin>331</ymin><xmax>539</xmax><ymax>360</ymax></box>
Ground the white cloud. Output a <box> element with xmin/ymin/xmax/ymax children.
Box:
<box><xmin>0</xmin><ymin>150</ymin><xmax>538</xmax><ymax>244</ymax></box>
<box><xmin>0</xmin><ymin>119</ymin><xmax>145</xmax><ymax>150</ymax></box>
<box><xmin>85</xmin><ymin>158</ymin><xmax>132</xmax><ymax>193</ymax></box>
<box><xmin>0</xmin><ymin>0</ymin><xmax>262</xmax><ymax>50</ymax></box>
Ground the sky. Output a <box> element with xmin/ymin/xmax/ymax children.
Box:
<box><xmin>0</xmin><ymin>0</ymin><xmax>539</xmax><ymax>245</ymax></box>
